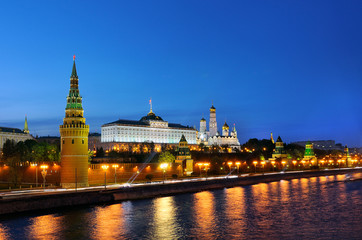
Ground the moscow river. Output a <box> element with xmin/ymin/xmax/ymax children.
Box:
<box><xmin>0</xmin><ymin>173</ymin><xmax>361</xmax><ymax>240</ymax></box>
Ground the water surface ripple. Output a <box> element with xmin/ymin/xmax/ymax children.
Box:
<box><xmin>0</xmin><ymin>173</ymin><xmax>361</xmax><ymax>239</ymax></box>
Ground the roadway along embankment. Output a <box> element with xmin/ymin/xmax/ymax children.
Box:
<box><xmin>0</xmin><ymin>168</ymin><xmax>361</xmax><ymax>216</ymax></box>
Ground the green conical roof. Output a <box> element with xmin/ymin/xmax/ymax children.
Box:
<box><xmin>71</xmin><ymin>60</ymin><xmax>78</xmax><ymax>78</ymax></box>
<box><xmin>179</xmin><ymin>134</ymin><xmax>187</xmax><ymax>143</ymax></box>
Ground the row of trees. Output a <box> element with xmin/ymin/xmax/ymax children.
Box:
<box><xmin>1</xmin><ymin>139</ymin><xmax>60</xmax><ymax>165</ymax></box>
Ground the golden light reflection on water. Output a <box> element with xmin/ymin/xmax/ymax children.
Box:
<box><xmin>92</xmin><ymin>204</ymin><xmax>126</xmax><ymax>240</ymax></box>
<box><xmin>280</xmin><ymin>180</ymin><xmax>290</xmax><ymax>204</ymax></box>
<box><xmin>27</xmin><ymin>214</ymin><xmax>63</xmax><ymax>239</ymax></box>
<box><xmin>152</xmin><ymin>196</ymin><xmax>179</xmax><ymax>240</ymax></box>
<box><xmin>224</xmin><ymin>187</ymin><xmax>246</xmax><ymax>234</ymax></box>
<box><xmin>193</xmin><ymin>191</ymin><xmax>216</xmax><ymax>237</ymax></box>
<box><xmin>0</xmin><ymin>224</ymin><xmax>10</xmax><ymax>240</ymax></box>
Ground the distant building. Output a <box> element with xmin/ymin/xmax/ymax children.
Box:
<box><xmin>292</xmin><ymin>140</ymin><xmax>343</xmax><ymax>151</ymax></box>
<box><xmin>175</xmin><ymin>135</ymin><xmax>194</xmax><ymax>176</ymax></box>
<box><xmin>303</xmin><ymin>141</ymin><xmax>317</xmax><ymax>164</ymax></box>
<box><xmin>271</xmin><ymin>136</ymin><xmax>288</xmax><ymax>159</ymax></box>
<box><xmin>344</xmin><ymin>145</ymin><xmax>352</xmax><ymax>167</ymax></box>
<box><xmin>197</xmin><ymin>104</ymin><xmax>240</xmax><ymax>151</ymax></box>
<box><xmin>101</xmin><ymin>102</ymin><xmax>197</xmax><ymax>150</ymax></box>
<box><xmin>0</xmin><ymin>116</ymin><xmax>33</xmax><ymax>152</ymax></box>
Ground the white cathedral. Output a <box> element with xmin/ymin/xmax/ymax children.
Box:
<box><xmin>197</xmin><ymin>105</ymin><xmax>241</xmax><ymax>151</ymax></box>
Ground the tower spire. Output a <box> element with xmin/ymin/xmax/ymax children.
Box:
<box><xmin>23</xmin><ymin>115</ymin><xmax>29</xmax><ymax>134</ymax></box>
<box><xmin>71</xmin><ymin>55</ymin><xmax>78</xmax><ymax>78</ymax></box>
<box><xmin>149</xmin><ymin>98</ymin><xmax>153</xmax><ymax>113</ymax></box>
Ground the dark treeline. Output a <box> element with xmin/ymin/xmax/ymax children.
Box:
<box><xmin>1</xmin><ymin>139</ymin><xmax>60</xmax><ymax>164</ymax></box>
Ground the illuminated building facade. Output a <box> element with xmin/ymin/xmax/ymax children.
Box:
<box><xmin>197</xmin><ymin>104</ymin><xmax>240</xmax><ymax>151</ymax></box>
<box><xmin>303</xmin><ymin>141</ymin><xmax>316</xmax><ymax>160</ymax></box>
<box><xmin>175</xmin><ymin>135</ymin><xmax>194</xmax><ymax>176</ymax></box>
<box><xmin>271</xmin><ymin>136</ymin><xmax>288</xmax><ymax>159</ymax></box>
<box><xmin>101</xmin><ymin>106</ymin><xmax>197</xmax><ymax>147</ymax></box>
<box><xmin>59</xmin><ymin>57</ymin><xmax>89</xmax><ymax>188</ymax></box>
<box><xmin>0</xmin><ymin>116</ymin><xmax>33</xmax><ymax>152</ymax></box>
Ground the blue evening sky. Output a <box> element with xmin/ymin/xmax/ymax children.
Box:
<box><xmin>0</xmin><ymin>1</ymin><xmax>361</xmax><ymax>146</ymax></box>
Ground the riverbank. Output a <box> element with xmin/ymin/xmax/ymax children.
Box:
<box><xmin>0</xmin><ymin>168</ymin><xmax>361</xmax><ymax>216</ymax></box>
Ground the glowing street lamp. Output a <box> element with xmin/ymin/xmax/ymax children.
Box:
<box><xmin>235</xmin><ymin>162</ymin><xmax>241</xmax><ymax>174</ymax></box>
<box><xmin>271</xmin><ymin>161</ymin><xmax>276</xmax><ymax>172</ymax></box>
<box><xmin>261</xmin><ymin>161</ymin><xmax>266</xmax><ymax>175</ymax></box>
<box><xmin>160</xmin><ymin>163</ymin><xmax>168</xmax><ymax>184</ymax></box>
<box><xmin>31</xmin><ymin>163</ymin><xmax>38</xmax><ymax>188</ymax></box>
<box><xmin>101</xmin><ymin>164</ymin><xmax>109</xmax><ymax>189</ymax></box>
<box><xmin>197</xmin><ymin>163</ymin><xmax>203</xmax><ymax>177</ymax></box>
<box><xmin>112</xmin><ymin>164</ymin><xmax>119</xmax><ymax>184</ymax></box>
<box><xmin>292</xmin><ymin>160</ymin><xmax>297</xmax><ymax>170</ymax></box>
<box><xmin>40</xmin><ymin>165</ymin><xmax>48</xmax><ymax>191</ymax></box>
<box><xmin>204</xmin><ymin>163</ymin><xmax>210</xmax><ymax>178</ymax></box>
<box><xmin>227</xmin><ymin>162</ymin><xmax>233</xmax><ymax>174</ymax></box>
<box><xmin>301</xmin><ymin>160</ymin><xmax>306</xmax><ymax>170</ymax></box>
<box><xmin>253</xmin><ymin>161</ymin><xmax>258</xmax><ymax>173</ymax></box>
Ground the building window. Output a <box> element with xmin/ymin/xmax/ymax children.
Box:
<box><xmin>72</xmin><ymin>139</ymin><xmax>74</xmax><ymax>144</ymax></box>
<box><xmin>63</xmin><ymin>139</ymin><xmax>65</xmax><ymax>144</ymax></box>
<box><xmin>82</xmin><ymin>139</ymin><xmax>84</xmax><ymax>144</ymax></box>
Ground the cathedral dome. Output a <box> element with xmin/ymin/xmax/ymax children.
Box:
<box><xmin>140</xmin><ymin>111</ymin><xmax>163</xmax><ymax>121</ymax></box>
<box><xmin>222</xmin><ymin>122</ymin><xmax>229</xmax><ymax>129</ymax></box>
<box><xmin>200</xmin><ymin>117</ymin><xmax>206</xmax><ymax>122</ymax></box>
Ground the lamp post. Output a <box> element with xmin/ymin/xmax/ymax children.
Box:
<box><xmin>292</xmin><ymin>160</ymin><xmax>297</xmax><ymax>170</ymax></box>
<box><xmin>252</xmin><ymin>161</ymin><xmax>258</xmax><ymax>173</ymax></box>
<box><xmin>227</xmin><ymin>162</ymin><xmax>233</xmax><ymax>175</ymax></box>
<box><xmin>203</xmin><ymin>163</ymin><xmax>210</xmax><ymax>178</ymax></box>
<box><xmin>112</xmin><ymin>164</ymin><xmax>119</xmax><ymax>184</ymax></box>
<box><xmin>282</xmin><ymin>161</ymin><xmax>286</xmax><ymax>171</ymax></box>
<box><xmin>40</xmin><ymin>165</ymin><xmax>48</xmax><ymax>191</ymax></box>
<box><xmin>261</xmin><ymin>161</ymin><xmax>265</xmax><ymax>175</ymax></box>
<box><xmin>235</xmin><ymin>162</ymin><xmax>241</xmax><ymax>175</ymax></box>
<box><xmin>101</xmin><ymin>165</ymin><xmax>109</xmax><ymax>190</ymax></box>
<box><xmin>31</xmin><ymin>163</ymin><xmax>38</xmax><ymax>188</ymax></box>
<box><xmin>197</xmin><ymin>163</ymin><xmax>203</xmax><ymax>177</ymax></box>
<box><xmin>160</xmin><ymin>163</ymin><xmax>168</xmax><ymax>184</ymax></box>
<box><xmin>271</xmin><ymin>161</ymin><xmax>275</xmax><ymax>172</ymax></box>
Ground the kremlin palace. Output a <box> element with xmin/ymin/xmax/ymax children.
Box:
<box><xmin>101</xmin><ymin>108</ymin><xmax>197</xmax><ymax>145</ymax></box>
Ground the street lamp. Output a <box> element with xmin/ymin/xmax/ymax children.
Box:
<box><xmin>235</xmin><ymin>162</ymin><xmax>241</xmax><ymax>175</ymax></box>
<box><xmin>281</xmin><ymin>161</ymin><xmax>286</xmax><ymax>171</ymax></box>
<box><xmin>31</xmin><ymin>163</ymin><xmax>38</xmax><ymax>188</ymax></box>
<box><xmin>204</xmin><ymin>163</ymin><xmax>210</xmax><ymax>178</ymax></box>
<box><xmin>40</xmin><ymin>165</ymin><xmax>48</xmax><ymax>191</ymax></box>
<box><xmin>227</xmin><ymin>162</ymin><xmax>233</xmax><ymax>175</ymax></box>
<box><xmin>261</xmin><ymin>161</ymin><xmax>265</xmax><ymax>175</ymax></box>
<box><xmin>271</xmin><ymin>161</ymin><xmax>275</xmax><ymax>172</ymax></box>
<box><xmin>160</xmin><ymin>163</ymin><xmax>168</xmax><ymax>184</ymax></box>
<box><xmin>197</xmin><ymin>163</ymin><xmax>203</xmax><ymax>177</ymax></box>
<box><xmin>292</xmin><ymin>160</ymin><xmax>297</xmax><ymax>170</ymax></box>
<box><xmin>253</xmin><ymin>161</ymin><xmax>258</xmax><ymax>173</ymax></box>
<box><xmin>101</xmin><ymin>164</ymin><xmax>109</xmax><ymax>189</ymax></box>
<box><xmin>112</xmin><ymin>164</ymin><xmax>119</xmax><ymax>184</ymax></box>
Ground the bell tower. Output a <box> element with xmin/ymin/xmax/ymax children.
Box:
<box><xmin>60</xmin><ymin>56</ymin><xmax>89</xmax><ymax>188</ymax></box>
<box><xmin>209</xmin><ymin>104</ymin><xmax>217</xmax><ymax>136</ymax></box>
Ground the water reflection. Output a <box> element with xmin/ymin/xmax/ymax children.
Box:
<box><xmin>91</xmin><ymin>204</ymin><xmax>126</xmax><ymax>240</ymax></box>
<box><xmin>0</xmin><ymin>224</ymin><xmax>10</xmax><ymax>240</ymax></box>
<box><xmin>192</xmin><ymin>191</ymin><xmax>216</xmax><ymax>238</ymax></box>
<box><xmin>224</xmin><ymin>187</ymin><xmax>246</xmax><ymax>236</ymax></box>
<box><xmin>0</xmin><ymin>175</ymin><xmax>361</xmax><ymax>240</ymax></box>
<box><xmin>27</xmin><ymin>214</ymin><xmax>63</xmax><ymax>239</ymax></box>
<box><xmin>151</xmin><ymin>196</ymin><xmax>179</xmax><ymax>240</ymax></box>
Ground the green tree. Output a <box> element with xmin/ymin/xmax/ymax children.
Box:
<box><xmin>158</xmin><ymin>151</ymin><xmax>175</xmax><ymax>163</ymax></box>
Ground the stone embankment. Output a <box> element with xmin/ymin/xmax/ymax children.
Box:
<box><xmin>0</xmin><ymin>168</ymin><xmax>361</xmax><ymax>216</ymax></box>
